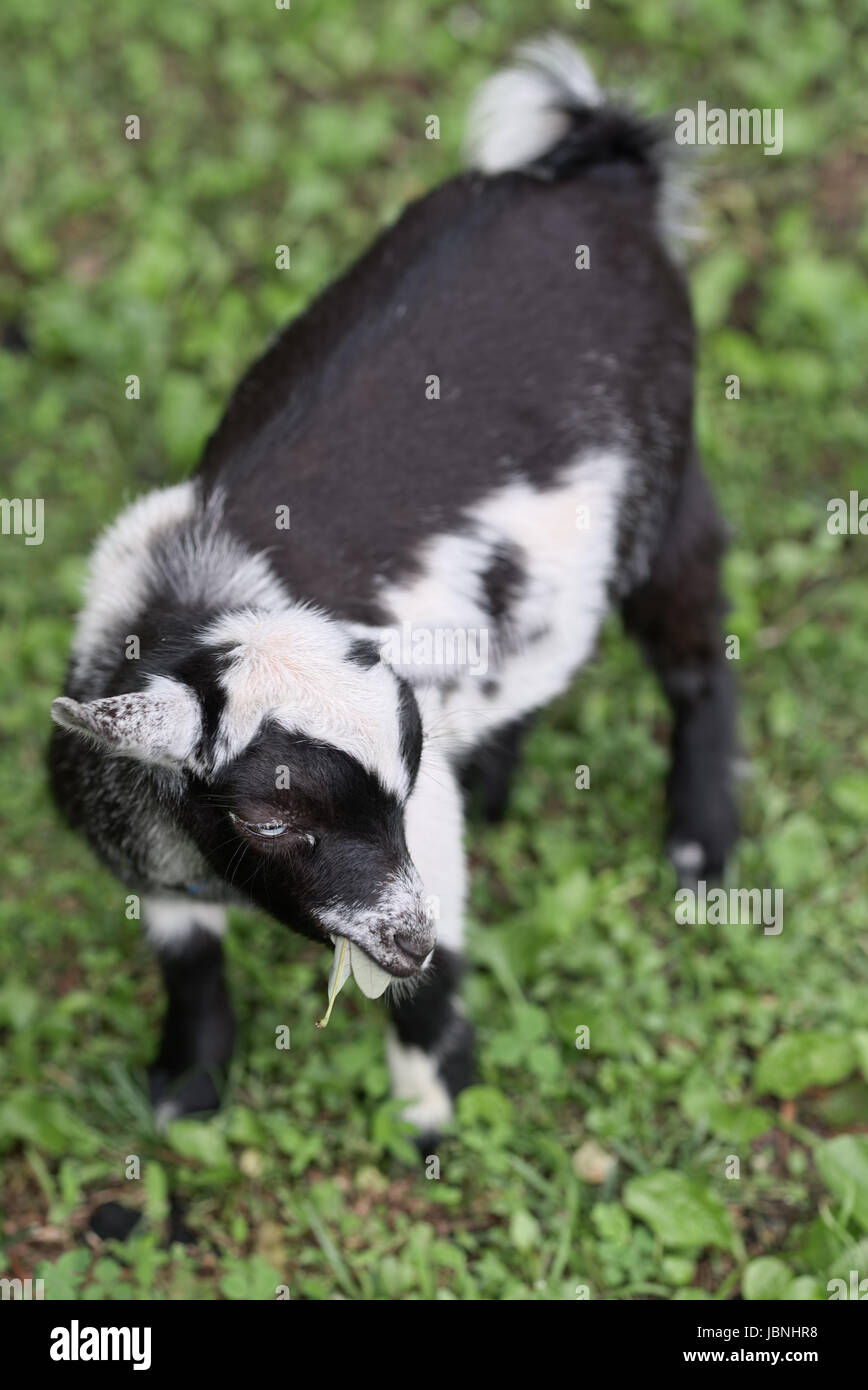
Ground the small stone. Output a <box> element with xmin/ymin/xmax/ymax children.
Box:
<box><xmin>239</xmin><ymin>1148</ymin><xmax>264</xmax><ymax>1177</ymax></box>
<box><xmin>572</xmin><ymin>1140</ymin><xmax>616</xmax><ymax>1184</ymax></box>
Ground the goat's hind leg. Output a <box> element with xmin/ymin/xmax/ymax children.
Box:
<box><xmin>621</xmin><ymin>459</ymin><xmax>738</xmax><ymax>886</ymax></box>
<box><xmin>144</xmin><ymin>897</ymin><xmax>235</xmax><ymax>1127</ymax></box>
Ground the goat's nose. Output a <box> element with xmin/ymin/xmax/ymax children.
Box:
<box><xmin>394</xmin><ymin>931</ymin><xmax>431</xmax><ymax>965</ymax></box>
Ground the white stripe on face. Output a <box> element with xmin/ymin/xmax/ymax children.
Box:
<box><xmin>201</xmin><ymin>606</ymin><xmax>410</xmax><ymax>797</ymax></box>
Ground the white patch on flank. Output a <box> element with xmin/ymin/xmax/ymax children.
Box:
<box><xmin>465</xmin><ymin>34</ymin><xmax>601</xmax><ymax>175</ymax></box>
<box><xmin>387</xmin><ymin>1030</ymin><xmax>454</xmax><ymax>1133</ymax></box>
<box><xmin>144</xmin><ymin>896</ymin><xmax>228</xmax><ymax>951</ymax></box>
<box><xmin>71</xmin><ymin>483</ymin><xmax>287</xmax><ymax>682</ymax></box>
<box><xmin>370</xmin><ymin>525</ymin><xmax>497</xmax><ymax>672</ymax></box>
<box><xmin>373</xmin><ymin>449</ymin><xmax>629</xmax><ymax>756</ymax></box>
<box><xmin>202</xmin><ymin>606</ymin><xmax>409</xmax><ymax>795</ymax></box>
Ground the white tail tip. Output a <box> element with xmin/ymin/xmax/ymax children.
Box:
<box><xmin>465</xmin><ymin>35</ymin><xmax>602</xmax><ymax>176</ymax></box>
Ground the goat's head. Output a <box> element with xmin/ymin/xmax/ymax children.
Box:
<box><xmin>51</xmin><ymin>606</ymin><xmax>435</xmax><ymax>982</ymax></box>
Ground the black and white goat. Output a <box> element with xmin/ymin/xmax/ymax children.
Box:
<box><xmin>50</xmin><ymin>39</ymin><xmax>737</xmax><ymax>1142</ymax></box>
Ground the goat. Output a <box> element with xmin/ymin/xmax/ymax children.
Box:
<box><xmin>49</xmin><ymin>38</ymin><xmax>737</xmax><ymax>1143</ymax></box>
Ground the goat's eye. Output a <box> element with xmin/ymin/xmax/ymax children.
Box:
<box><xmin>229</xmin><ymin>813</ymin><xmax>316</xmax><ymax>846</ymax></box>
<box><xmin>230</xmin><ymin>813</ymin><xmax>288</xmax><ymax>837</ymax></box>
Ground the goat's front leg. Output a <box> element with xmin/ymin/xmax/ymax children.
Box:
<box><xmin>143</xmin><ymin>896</ymin><xmax>235</xmax><ymax>1128</ymax></box>
<box><xmin>387</xmin><ymin>748</ymin><xmax>473</xmax><ymax>1147</ymax></box>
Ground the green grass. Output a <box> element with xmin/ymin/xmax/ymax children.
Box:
<box><xmin>1</xmin><ymin>0</ymin><xmax>867</xmax><ymax>1300</ymax></box>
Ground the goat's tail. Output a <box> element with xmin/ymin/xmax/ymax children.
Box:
<box><xmin>464</xmin><ymin>35</ymin><xmax>694</xmax><ymax>247</ymax></box>
<box><xmin>465</xmin><ymin>35</ymin><xmax>671</xmax><ymax>180</ymax></box>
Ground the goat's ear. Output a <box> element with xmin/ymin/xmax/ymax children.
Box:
<box><xmin>50</xmin><ymin>679</ymin><xmax>201</xmax><ymax>766</ymax></box>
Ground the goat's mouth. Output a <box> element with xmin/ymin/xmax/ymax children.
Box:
<box><xmin>327</xmin><ymin>933</ymin><xmax>430</xmax><ymax>992</ymax></box>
